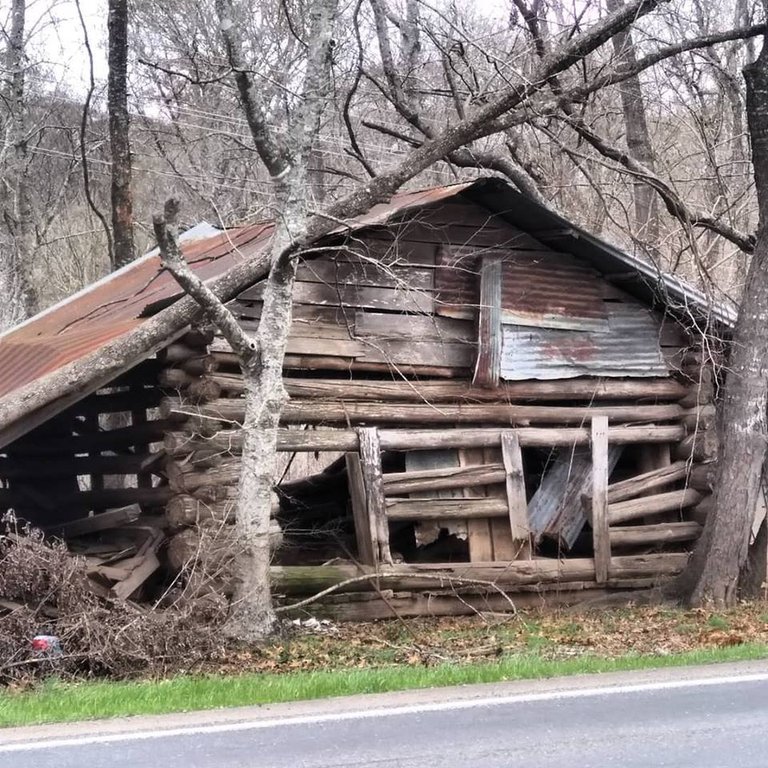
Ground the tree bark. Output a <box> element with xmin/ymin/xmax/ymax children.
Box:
<box><xmin>675</xmin><ymin>31</ymin><xmax>768</xmax><ymax>607</ymax></box>
<box><xmin>0</xmin><ymin>0</ymin><xmax>36</xmax><ymax>326</ymax></box>
<box><xmin>108</xmin><ymin>0</ymin><xmax>135</xmax><ymax>269</ymax></box>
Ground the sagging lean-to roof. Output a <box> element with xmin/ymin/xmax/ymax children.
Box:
<box><xmin>0</xmin><ymin>177</ymin><xmax>735</xmax><ymax>450</ymax></box>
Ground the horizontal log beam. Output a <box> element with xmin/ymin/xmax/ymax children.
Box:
<box><xmin>165</xmin><ymin>424</ymin><xmax>685</xmax><ymax>455</ymax></box>
<box><xmin>160</xmin><ymin>397</ymin><xmax>684</xmax><ymax>427</ymax></box>
<box><xmin>386</xmin><ymin>497</ymin><xmax>509</xmax><ymax>520</ymax></box>
<box><xmin>382</xmin><ymin>464</ymin><xmax>505</xmax><ymax>495</ymax></box>
<box><xmin>606</xmin><ymin>461</ymin><xmax>690</xmax><ymax>503</ymax></box>
<box><xmin>608</xmin><ymin>488</ymin><xmax>701</xmax><ymax>525</ymax></box>
<box><xmin>208</xmin><ymin>375</ymin><xmax>688</xmax><ymax>403</ymax></box>
<box><xmin>609</xmin><ymin>521</ymin><xmax>702</xmax><ymax>547</ymax></box>
<box><xmin>270</xmin><ymin>554</ymin><xmax>690</xmax><ymax>595</ymax></box>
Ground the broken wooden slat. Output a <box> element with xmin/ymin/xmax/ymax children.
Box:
<box><xmin>45</xmin><ymin>504</ymin><xmax>142</xmax><ymax>538</ymax></box>
<box><xmin>608</xmin><ymin>489</ymin><xmax>702</xmax><ymax>525</ymax></box>
<box><xmin>111</xmin><ymin>553</ymin><xmax>161</xmax><ymax>600</ymax></box>
<box><xmin>484</xmin><ymin>446</ymin><xmax>517</xmax><ymax>560</ymax></box>
<box><xmin>591</xmin><ymin>416</ymin><xmax>611</xmax><ymax>583</ymax></box>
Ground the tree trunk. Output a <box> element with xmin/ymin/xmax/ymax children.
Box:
<box><xmin>605</xmin><ymin>0</ymin><xmax>659</xmax><ymax>243</ymax></box>
<box><xmin>676</xmin><ymin>33</ymin><xmax>768</xmax><ymax>607</ymax></box>
<box><xmin>0</xmin><ymin>0</ymin><xmax>36</xmax><ymax>327</ymax></box>
<box><xmin>108</xmin><ymin>0</ymin><xmax>135</xmax><ymax>269</ymax></box>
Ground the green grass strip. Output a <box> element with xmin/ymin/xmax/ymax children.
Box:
<box><xmin>2</xmin><ymin>643</ymin><xmax>767</xmax><ymax>728</ymax></box>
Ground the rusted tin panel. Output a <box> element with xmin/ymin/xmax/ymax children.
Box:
<box><xmin>500</xmin><ymin>251</ymin><xmax>608</xmax><ymax>331</ymax></box>
<box><xmin>500</xmin><ymin>303</ymin><xmax>669</xmax><ymax>380</ymax></box>
<box><xmin>0</xmin><ymin>222</ymin><xmax>273</xmax><ymax>401</ymax></box>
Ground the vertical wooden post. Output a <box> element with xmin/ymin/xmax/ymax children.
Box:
<box><xmin>591</xmin><ymin>415</ymin><xmax>611</xmax><ymax>583</ymax></box>
<box><xmin>345</xmin><ymin>453</ymin><xmax>377</xmax><ymax>565</ymax></box>
<box><xmin>473</xmin><ymin>254</ymin><xmax>503</xmax><ymax>387</ymax></box>
<box><xmin>132</xmin><ymin>385</ymin><xmax>152</xmax><ymax>489</ymax></box>
<box><xmin>357</xmin><ymin>427</ymin><xmax>392</xmax><ymax>564</ymax></box>
<box><xmin>460</xmin><ymin>447</ymin><xmax>494</xmax><ymax>562</ymax></box>
<box><xmin>501</xmin><ymin>431</ymin><xmax>531</xmax><ymax>558</ymax></box>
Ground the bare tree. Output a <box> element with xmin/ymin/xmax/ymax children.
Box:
<box><xmin>0</xmin><ymin>0</ymin><xmax>36</xmax><ymax>326</ymax></box>
<box><xmin>108</xmin><ymin>0</ymin><xmax>135</xmax><ymax>268</ymax></box>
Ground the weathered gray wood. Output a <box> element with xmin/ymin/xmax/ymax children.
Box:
<box><xmin>165</xmin><ymin>424</ymin><xmax>687</xmax><ymax>455</ymax></box>
<box><xmin>673</xmin><ymin>430</ymin><xmax>718</xmax><ymax>461</ymax></box>
<box><xmin>345</xmin><ymin>452</ymin><xmax>377</xmax><ymax>565</ymax></box>
<box><xmin>484</xmin><ymin>445</ymin><xmax>517</xmax><ymax>560</ymax></box>
<box><xmin>0</xmin><ymin>452</ymin><xmax>163</xmax><ymax>480</ymax></box>
<box><xmin>386</xmin><ymin>497</ymin><xmax>509</xmax><ymax>519</ymax></box>
<box><xmin>0</xmin><ymin>485</ymin><xmax>173</xmax><ymax>512</ymax></box>
<box><xmin>206</xmin><ymin>375</ymin><xmax>688</xmax><ymax>403</ymax></box>
<box><xmin>501</xmin><ymin>432</ymin><xmax>529</xmax><ymax>545</ymax></box>
<box><xmin>45</xmin><ymin>504</ymin><xmax>141</xmax><ymax>538</ymax></box>
<box><xmin>357</xmin><ymin>428</ymin><xmax>391</xmax><ymax>564</ymax></box>
<box><xmin>269</xmin><ymin>552</ymin><xmax>690</xmax><ymax>595</ymax></box>
<box><xmin>591</xmin><ymin>416</ymin><xmax>611</xmax><ymax>583</ymax></box>
<box><xmin>609</xmin><ymin>521</ymin><xmax>702</xmax><ymax>547</ymax></box>
<box><xmin>473</xmin><ymin>254</ymin><xmax>502</xmax><ymax>387</ymax></box>
<box><xmin>606</xmin><ymin>461</ymin><xmax>689</xmax><ymax>503</ymax></box>
<box><xmin>608</xmin><ymin>488</ymin><xmax>702</xmax><ymax>524</ymax></box>
<box><xmin>382</xmin><ymin>463</ymin><xmax>506</xmax><ymax>494</ymax></box>
<box><xmin>460</xmin><ymin>447</ymin><xmax>494</xmax><ymax>562</ymax></box>
<box><xmin>161</xmin><ymin>397</ymin><xmax>685</xmax><ymax>427</ymax></box>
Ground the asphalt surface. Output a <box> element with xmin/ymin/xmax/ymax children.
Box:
<box><xmin>2</xmin><ymin>661</ymin><xmax>768</xmax><ymax>767</ymax></box>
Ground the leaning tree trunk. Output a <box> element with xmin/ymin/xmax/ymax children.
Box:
<box><xmin>108</xmin><ymin>0</ymin><xmax>135</xmax><ymax>269</ymax></box>
<box><xmin>676</xmin><ymin>33</ymin><xmax>768</xmax><ymax>607</ymax></box>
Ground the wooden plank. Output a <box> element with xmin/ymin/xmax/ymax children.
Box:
<box><xmin>473</xmin><ymin>255</ymin><xmax>502</xmax><ymax>387</ymax></box>
<box><xmin>608</xmin><ymin>488</ymin><xmax>702</xmax><ymax>525</ymax></box>
<box><xmin>386</xmin><ymin>497</ymin><xmax>509</xmax><ymax>520</ymax></box>
<box><xmin>45</xmin><ymin>504</ymin><xmax>142</xmax><ymax>538</ymax></box>
<box><xmin>296</xmin><ymin>259</ymin><xmax>434</xmax><ymax>291</ymax></box>
<box><xmin>591</xmin><ymin>416</ymin><xmax>611</xmax><ymax>584</ymax></box>
<box><xmin>609</xmin><ymin>521</ymin><xmax>702</xmax><ymax>548</ymax></box>
<box><xmin>357</xmin><ymin>428</ymin><xmax>392</xmax><ymax>564</ymax></box>
<box><xmin>501</xmin><ymin>432</ymin><xmax>530</xmax><ymax>546</ymax></box>
<box><xmin>345</xmin><ymin>452</ymin><xmax>377</xmax><ymax>565</ymax></box>
<box><xmin>382</xmin><ymin>463</ymin><xmax>505</xmax><ymax>494</ymax></box>
<box><xmin>240</xmin><ymin>280</ymin><xmax>434</xmax><ymax>314</ymax></box>
<box><xmin>354</xmin><ymin>312</ymin><xmax>474</xmax><ymax>342</ymax></box>
<box><xmin>111</xmin><ymin>552</ymin><xmax>161</xmax><ymax>600</ymax></box>
<box><xmin>460</xmin><ymin>448</ymin><xmax>494</xmax><ymax>562</ymax></box>
<box><xmin>606</xmin><ymin>461</ymin><xmax>689</xmax><ymax>503</ymax></box>
<box><xmin>404</xmin><ymin>450</ymin><xmax>466</xmax><ymax>548</ymax></box>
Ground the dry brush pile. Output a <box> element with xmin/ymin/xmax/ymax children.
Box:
<box><xmin>0</xmin><ymin>520</ymin><xmax>229</xmax><ymax>684</ymax></box>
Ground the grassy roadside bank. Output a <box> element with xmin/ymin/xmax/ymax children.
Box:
<box><xmin>3</xmin><ymin>604</ymin><xmax>768</xmax><ymax>728</ymax></box>
<box><xmin>2</xmin><ymin>643</ymin><xmax>767</xmax><ymax>728</ymax></box>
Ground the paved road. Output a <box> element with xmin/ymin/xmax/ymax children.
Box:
<box><xmin>3</xmin><ymin>662</ymin><xmax>768</xmax><ymax>767</ymax></box>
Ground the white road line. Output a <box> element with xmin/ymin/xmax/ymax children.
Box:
<box><xmin>2</xmin><ymin>670</ymin><xmax>768</xmax><ymax>753</ymax></box>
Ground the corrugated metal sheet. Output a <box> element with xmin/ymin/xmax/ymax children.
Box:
<box><xmin>500</xmin><ymin>303</ymin><xmax>669</xmax><ymax>380</ymax></box>
<box><xmin>0</xmin><ymin>221</ymin><xmax>274</xmax><ymax>401</ymax></box>
<box><xmin>500</xmin><ymin>251</ymin><xmax>608</xmax><ymax>331</ymax></box>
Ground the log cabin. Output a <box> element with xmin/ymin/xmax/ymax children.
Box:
<box><xmin>0</xmin><ymin>177</ymin><xmax>734</xmax><ymax>619</ymax></box>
